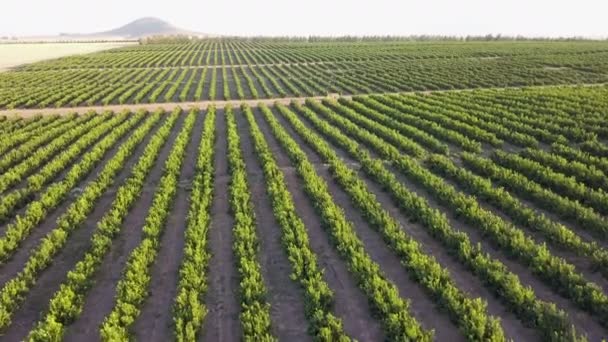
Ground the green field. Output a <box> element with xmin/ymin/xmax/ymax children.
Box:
<box><xmin>0</xmin><ymin>40</ymin><xmax>607</xmax><ymax>341</ymax></box>
<box><xmin>1</xmin><ymin>40</ymin><xmax>608</xmax><ymax>109</ymax></box>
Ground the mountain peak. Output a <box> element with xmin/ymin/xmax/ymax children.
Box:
<box><xmin>57</xmin><ymin>17</ymin><xmax>211</xmax><ymax>40</ymax></box>
<box><xmin>103</xmin><ymin>17</ymin><xmax>181</xmax><ymax>38</ymax></box>
<box><xmin>126</xmin><ymin>17</ymin><xmax>173</xmax><ymax>27</ymax></box>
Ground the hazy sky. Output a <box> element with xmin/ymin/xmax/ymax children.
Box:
<box><xmin>2</xmin><ymin>0</ymin><xmax>607</xmax><ymax>37</ymax></box>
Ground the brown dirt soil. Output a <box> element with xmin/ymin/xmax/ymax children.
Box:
<box><xmin>132</xmin><ymin>110</ymin><xmax>204</xmax><ymax>340</ymax></box>
<box><xmin>267</xmin><ymin>107</ymin><xmax>477</xmax><ymax>340</ymax></box>
<box><xmin>438</xmin><ymin>167</ymin><xmax>608</xmax><ymax>292</ymax></box>
<box><xmin>0</xmin><ymin>115</ymin><xmax>153</xmax><ymax>285</ymax></box>
<box><xmin>0</xmin><ymin>115</ymin><xmax>128</xmax><ymax>220</ymax></box>
<box><xmin>285</xmin><ymin>105</ymin><xmax>600</xmax><ymax>340</ymax></box>
<box><xmin>385</xmin><ymin>163</ymin><xmax>608</xmax><ymax>341</ymax></box>
<box><xmin>201</xmin><ymin>108</ymin><xmax>241</xmax><ymax>342</ymax></box>
<box><xmin>235</xmin><ymin>109</ymin><xmax>311</xmax><ymax>341</ymax></box>
<box><xmin>254</xmin><ymin>108</ymin><xmax>385</xmax><ymax>341</ymax></box>
<box><xmin>3</xmin><ymin>94</ymin><xmax>608</xmax><ymax>341</ymax></box>
<box><xmin>62</xmin><ymin>113</ymin><xmax>184</xmax><ymax>341</ymax></box>
<box><xmin>0</xmin><ymin>114</ymin><xmax>168</xmax><ymax>341</ymax></box>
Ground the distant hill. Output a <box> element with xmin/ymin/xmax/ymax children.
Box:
<box><xmin>59</xmin><ymin>17</ymin><xmax>211</xmax><ymax>40</ymax></box>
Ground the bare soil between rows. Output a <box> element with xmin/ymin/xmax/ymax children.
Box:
<box><xmin>2</xmin><ymin>98</ymin><xmax>608</xmax><ymax>340</ymax></box>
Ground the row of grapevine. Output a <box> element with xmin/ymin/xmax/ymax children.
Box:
<box><xmin>354</xmin><ymin>95</ymin><xmax>481</xmax><ymax>152</ymax></box>
<box><xmin>246</xmin><ymin>105</ymin><xmax>349</xmax><ymax>340</ymax></box>
<box><xmin>0</xmin><ymin>115</ymin><xmax>62</xmax><ymax>155</ymax></box>
<box><xmin>133</xmin><ymin>68</ymin><xmax>172</xmax><ymax>104</ymax></box>
<box><xmin>231</xmin><ymin>67</ymin><xmax>245</xmax><ymax>99</ymax></box>
<box><xmin>406</xmin><ymin>94</ymin><xmax>538</xmax><ymax>147</ymax></box>
<box><xmin>208</xmin><ymin>68</ymin><xmax>217</xmax><ymax>100</ymax></box>
<box><xmin>164</xmin><ymin>68</ymin><xmax>190</xmax><ymax>102</ymax></box>
<box><xmin>426</xmin><ymin>154</ymin><xmax>608</xmax><ymax>276</ymax></box>
<box><xmin>26</xmin><ymin>110</ymin><xmax>170</xmax><ymax>340</ymax></box>
<box><xmin>116</xmin><ymin>69</ymin><xmax>164</xmax><ymax>104</ymax></box>
<box><xmin>474</xmin><ymin>92</ymin><xmax>600</xmax><ymax>142</ymax></box>
<box><xmin>172</xmin><ymin>107</ymin><xmax>216</xmax><ymax>341</ymax></box>
<box><xmin>193</xmin><ymin>68</ymin><xmax>208</xmax><ymax>101</ymax></box>
<box><xmin>252</xmin><ymin>66</ymin><xmax>284</xmax><ymax>97</ymax></box>
<box><xmin>461</xmin><ymin>153</ymin><xmax>608</xmax><ymax>238</ymax></box>
<box><xmin>306</xmin><ymin>99</ymin><xmax>608</xmax><ymax>328</ymax></box>
<box><xmin>0</xmin><ymin>111</ymin><xmax>139</xmax><ymax>223</ymax></box>
<box><xmin>225</xmin><ymin>106</ymin><xmax>274</xmax><ymax>339</ymax></box>
<box><xmin>100</xmin><ymin>108</ymin><xmax>195</xmax><ymax>340</ymax></box>
<box><xmin>5</xmin><ymin>41</ymin><xmax>608</xmax><ymax>108</ymax></box>
<box><xmin>520</xmin><ymin>147</ymin><xmax>608</xmax><ymax>190</ymax></box>
<box><xmin>179</xmin><ymin>68</ymin><xmax>199</xmax><ymax>102</ymax></box>
<box><xmin>491</xmin><ymin>151</ymin><xmax>608</xmax><ymax>216</ymax></box>
<box><xmin>387</xmin><ymin>94</ymin><xmax>503</xmax><ymax>146</ymax></box>
<box><xmin>291</xmin><ymin>101</ymin><xmax>583</xmax><ymax>340</ymax></box>
<box><xmin>0</xmin><ymin>109</ymin><xmax>165</xmax><ymax>330</ymax></box>
<box><xmin>268</xmin><ymin>66</ymin><xmax>298</xmax><ymax>96</ymax></box>
<box><xmin>0</xmin><ymin>114</ymin><xmax>95</xmax><ymax>174</ymax></box>
<box><xmin>95</xmin><ymin>69</ymin><xmax>150</xmax><ymax>106</ymax></box>
<box><xmin>304</xmin><ymin>100</ymin><xmax>608</xmax><ymax>328</ymax></box>
<box><xmin>320</xmin><ymin>99</ymin><xmax>426</xmax><ymax>158</ymax></box>
<box><xmin>580</xmin><ymin>139</ymin><xmax>608</xmax><ymax>158</ymax></box>
<box><xmin>274</xmin><ymin>103</ymin><xmax>505</xmax><ymax>340</ymax></box>
<box><xmin>551</xmin><ymin>142</ymin><xmax>608</xmax><ymax>175</ymax></box>
<box><xmin>149</xmin><ymin>68</ymin><xmax>180</xmax><ymax>103</ymax></box>
<box><xmin>437</xmin><ymin>92</ymin><xmax>569</xmax><ymax>145</ymax></box>
<box><xmin>0</xmin><ymin>113</ymin><xmax>122</xmax><ymax>261</ymax></box>
<box><xmin>240</xmin><ymin>66</ymin><xmax>259</xmax><ymax>99</ymax></box>
<box><xmin>0</xmin><ymin>113</ymin><xmax>116</xmax><ymax>194</ymax></box>
<box><xmin>0</xmin><ymin>116</ymin><xmax>35</xmax><ymax>135</ymax></box>
<box><xmin>367</xmin><ymin>95</ymin><xmax>483</xmax><ymax>152</ymax></box>
<box><xmin>338</xmin><ymin>98</ymin><xmax>449</xmax><ymax>154</ymax></box>
<box><xmin>254</xmin><ymin>103</ymin><xmax>433</xmax><ymax>341</ymax></box>
<box><xmin>246</xmin><ymin>66</ymin><xmax>271</xmax><ymax>97</ymax></box>
<box><xmin>222</xmin><ymin>67</ymin><xmax>230</xmax><ymax>100</ymax></box>
<box><xmin>0</xmin><ymin>117</ymin><xmax>22</xmax><ymax>134</ymax></box>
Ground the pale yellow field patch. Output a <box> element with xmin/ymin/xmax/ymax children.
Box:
<box><xmin>0</xmin><ymin>42</ymin><xmax>136</xmax><ymax>72</ymax></box>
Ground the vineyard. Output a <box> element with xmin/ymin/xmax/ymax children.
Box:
<box><xmin>1</xmin><ymin>40</ymin><xmax>608</xmax><ymax>109</ymax></box>
<box><xmin>1</xmin><ymin>39</ymin><xmax>608</xmax><ymax>342</ymax></box>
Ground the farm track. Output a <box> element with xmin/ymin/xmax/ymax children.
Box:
<box><xmin>14</xmin><ymin>58</ymin><xmax>484</xmax><ymax>72</ymax></box>
<box><xmin>1</xmin><ymin>82</ymin><xmax>606</xmax><ymax>118</ymax></box>
<box><xmin>13</xmin><ymin>61</ymin><xmax>361</xmax><ymax>72</ymax></box>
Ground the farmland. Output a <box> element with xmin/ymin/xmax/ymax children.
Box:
<box><xmin>1</xmin><ymin>39</ymin><xmax>608</xmax><ymax>342</ymax></box>
<box><xmin>1</xmin><ymin>40</ymin><xmax>608</xmax><ymax>109</ymax></box>
<box><xmin>0</xmin><ymin>42</ymin><xmax>136</xmax><ymax>73</ymax></box>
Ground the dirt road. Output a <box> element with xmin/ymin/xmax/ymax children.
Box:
<box><xmin>1</xmin><ymin>83</ymin><xmax>604</xmax><ymax>117</ymax></box>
